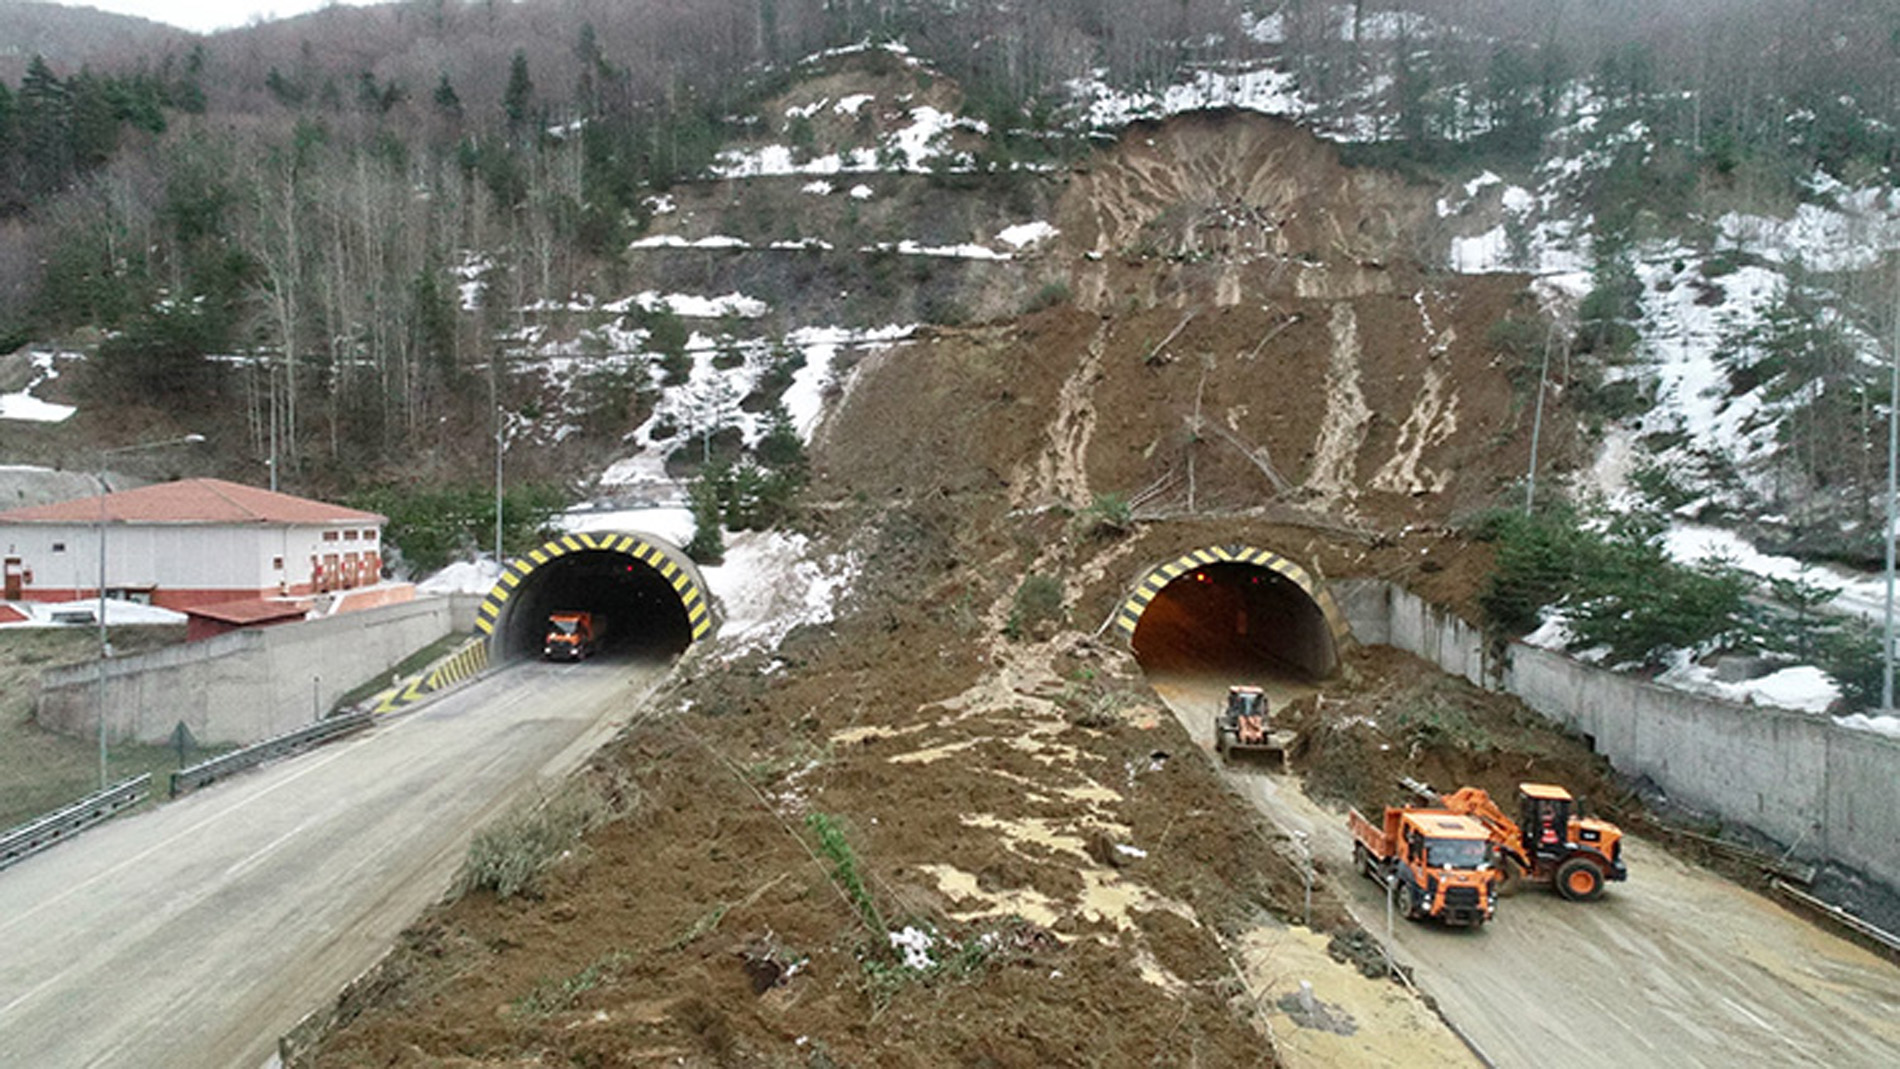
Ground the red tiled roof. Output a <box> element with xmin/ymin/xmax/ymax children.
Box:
<box><xmin>182</xmin><ymin>598</ymin><xmax>313</xmax><ymax>626</ymax></box>
<box><xmin>0</xmin><ymin>479</ymin><xmax>384</xmax><ymax>526</ymax></box>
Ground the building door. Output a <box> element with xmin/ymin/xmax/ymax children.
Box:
<box><xmin>323</xmin><ymin>553</ymin><xmax>339</xmax><ymax>593</ymax></box>
<box><xmin>3</xmin><ymin>558</ymin><xmax>20</xmax><ymax>600</ymax></box>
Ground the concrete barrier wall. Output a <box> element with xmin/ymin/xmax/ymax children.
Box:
<box><xmin>38</xmin><ymin>597</ymin><xmax>459</xmax><ymax>746</ymax></box>
<box><xmin>1331</xmin><ymin>579</ymin><xmax>1900</xmax><ymax>893</ymax></box>
<box><xmin>448</xmin><ymin>592</ymin><xmax>485</xmax><ymax>634</ymax></box>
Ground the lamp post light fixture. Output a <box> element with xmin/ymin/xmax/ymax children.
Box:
<box><xmin>95</xmin><ymin>433</ymin><xmax>206</xmax><ymax>790</ymax></box>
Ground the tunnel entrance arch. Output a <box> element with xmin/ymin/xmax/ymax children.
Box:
<box><xmin>1115</xmin><ymin>545</ymin><xmax>1349</xmax><ymax>680</ymax></box>
<box><xmin>477</xmin><ymin>532</ymin><xmax>712</xmax><ymax>661</ymax></box>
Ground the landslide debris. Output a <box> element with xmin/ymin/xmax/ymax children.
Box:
<box><xmin>299</xmin><ymin>103</ymin><xmax>1593</xmax><ymax>1067</ymax></box>
<box><xmin>297</xmin><ymin>535</ymin><xmax>1313</xmax><ymax>1067</ymax></box>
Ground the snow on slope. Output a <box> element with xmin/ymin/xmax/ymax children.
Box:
<box><xmin>0</xmin><ymin>351</ymin><xmax>77</xmax><ymax>424</ymax></box>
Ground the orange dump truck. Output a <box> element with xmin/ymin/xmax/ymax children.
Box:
<box><xmin>543</xmin><ymin>611</ymin><xmax>604</xmax><ymax>661</ymax></box>
<box><xmin>1348</xmin><ymin>804</ymin><xmax>1501</xmax><ymax>927</ymax></box>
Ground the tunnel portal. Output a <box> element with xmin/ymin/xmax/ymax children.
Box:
<box><xmin>477</xmin><ymin>532</ymin><xmax>712</xmax><ymax>661</ymax></box>
<box><xmin>1116</xmin><ymin>546</ymin><xmax>1347</xmax><ymax>681</ymax></box>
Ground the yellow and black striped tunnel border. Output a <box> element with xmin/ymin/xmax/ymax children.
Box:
<box><xmin>1114</xmin><ymin>544</ymin><xmax>1352</xmax><ymax>649</ymax></box>
<box><xmin>475</xmin><ymin>531</ymin><xmax>712</xmax><ymax>645</ymax></box>
<box><xmin>372</xmin><ymin>635</ymin><xmax>491</xmax><ymax>714</ymax></box>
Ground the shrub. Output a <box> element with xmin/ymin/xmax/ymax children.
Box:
<box><xmin>455</xmin><ymin>775</ymin><xmax>632</xmax><ymax>900</ymax></box>
<box><xmin>1023</xmin><ymin>280</ymin><xmax>1070</xmax><ymax>314</ymax></box>
<box><xmin>1004</xmin><ymin>573</ymin><xmax>1066</xmax><ymax>639</ymax></box>
<box><xmin>1077</xmin><ymin>493</ymin><xmax>1133</xmax><ymax>539</ymax></box>
<box><xmin>806</xmin><ymin>812</ymin><xmax>882</xmax><ymax>932</ymax></box>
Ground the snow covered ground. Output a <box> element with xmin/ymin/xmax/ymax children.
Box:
<box><xmin>0</xmin><ymin>597</ymin><xmax>185</xmax><ymax>629</ymax></box>
<box><xmin>0</xmin><ymin>351</ymin><xmax>76</xmax><ymax>424</ymax></box>
<box><xmin>699</xmin><ymin>532</ymin><xmax>855</xmax><ymax>664</ymax></box>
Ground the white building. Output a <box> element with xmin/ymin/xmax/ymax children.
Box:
<box><xmin>0</xmin><ymin>478</ymin><xmax>386</xmax><ymax>611</ymax></box>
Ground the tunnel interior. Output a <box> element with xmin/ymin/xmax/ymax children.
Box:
<box><xmin>496</xmin><ymin>549</ymin><xmax>695</xmax><ymax>661</ymax></box>
<box><xmin>1130</xmin><ymin>562</ymin><xmax>1338</xmax><ymax>682</ymax></box>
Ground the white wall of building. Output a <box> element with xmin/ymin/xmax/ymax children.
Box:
<box><xmin>0</xmin><ymin>521</ymin><xmax>381</xmax><ymax>598</ymax></box>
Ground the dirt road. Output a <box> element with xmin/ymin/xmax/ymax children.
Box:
<box><xmin>1150</xmin><ymin>672</ymin><xmax>1900</xmax><ymax>1069</ymax></box>
<box><xmin>0</xmin><ymin>658</ymin><xmax>669</xmax><ymax>1069</ymax></box>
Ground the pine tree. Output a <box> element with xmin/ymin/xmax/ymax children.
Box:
<box><xmin>17</xmin><ymin>56</ymin><xmax>73</xmax><ymax>201</ymax></box>
<box><xmin>432</xmin><ymin>72</ymin><xmax>462</xmax><ymax>115</ymax></box>
<box><xmin>503</xmin><ymin>50</ymin><xmax>534</xmax><ymax>141</ymax></box>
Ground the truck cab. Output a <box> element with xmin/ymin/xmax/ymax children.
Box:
<box><xmin>543</xmin><ymin>611</ymin><xmax>599</xmax><ymax>661</ymax></box>
<box><xmin>1350</xmin><ymin>806</ymin><xmax>1500</xmax><ymax>926</ymax></box>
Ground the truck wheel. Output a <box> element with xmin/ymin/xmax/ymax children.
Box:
<box><xmin>1353</xmin><ymin>842</ymin><xmax>1372</xmax><ymax>879</ymax></box>
<box><xmin>1217</xmin><ymin>730</ymin><xmax>1237</xmax><ymax>757</ymax></box>
<box><xmin>1555</xmin><ymin>857</ymin><xmax>1605</xmax><ymax>902</ymax></box>
<box><xmin>1496</xmin><ymin>855</ymin><xmax>1524</xmax><ymax>898</ymax></box>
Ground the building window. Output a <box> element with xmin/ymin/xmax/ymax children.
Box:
<box><xmin>51</xmin><ymin>542</ymin><xmax>65</xmax><ymax>553</ymax></box>
<box><xmin>362</xmin><ymin>529</ymin><xmax>377</xmax><ymax>541</ymax></box>
<box><xmin>344</xmin><ymin>530</ymin><xmax>359</xmax><ymax>541</ymax></box>
<box><xmin>323</xmin><ymin>530</ymin><xmax>339</xmax><ymax>542</ymax></box>
<box><xmin>272</xmin><ymin>556</ymin><xmax>284</xmax><ymax>570</ymax></box>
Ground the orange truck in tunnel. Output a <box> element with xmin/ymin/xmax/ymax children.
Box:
<box><xmin>1349</xmin><ymin>805</ymin><xmax>1500</xmax><ymax>927</ymax></box>
<box><xmin>543</xmin><ymin>611</ymin><xmax>605</xmax><ymax>661</ymax></box>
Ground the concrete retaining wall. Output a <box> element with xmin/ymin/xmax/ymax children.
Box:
<box><xmin>1331</xmin><ymin>579</ymin><xmax>1900</xmax><ymax>894</ymax></box>
<box><xmin>39</xmin><ymin>597</ymin><xmax>458</xmax><ymax>745</ymax></box>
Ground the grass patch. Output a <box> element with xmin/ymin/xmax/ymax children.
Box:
<box><xmin>806</xmin><ymin>812</ymin><xmax>883</xmax><ymax>932</ymax></box>
<box><xmin>455</xmin><ymin>771</ymin><xmax>639</xmax><ymax>900</ymax></box>
<box><xmin>510</xmin><ymin>949</ymin><xmax>634</xmax><ymax>1017</ymax></box>
<box><xmin>0</xmin><ymin>626</ymin><xmax>217</xmax><ymax>829</ymax></box>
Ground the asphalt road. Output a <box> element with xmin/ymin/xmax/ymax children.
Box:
<box><xmin>1149</xmin><ymin>671</ymin><xmax>1900</xmax><ymax>1069</ymax></box>
<box><xmin>0</xmin><ymin>658</ymin><xmax>669</xmax><ymax>1069</ymax></box>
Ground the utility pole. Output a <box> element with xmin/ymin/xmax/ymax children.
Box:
<box><xmin>1524</xmin><ymin>326</ymin><xmax>1558</xmax><ymax>514</ymax></box>
<box><xmin>495</xmin><ymin>415</ymin><xmax>504</xmax><ymax>565</ymax></box>
<box><xmin>1884</xmin><ymin>269</ymin><xmax>1898</xmax><ymax>711</ymax></box>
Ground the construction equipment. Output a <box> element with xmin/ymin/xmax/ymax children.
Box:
<box><xmin>1348</xmin><ymin>803</ymin><xmax>1500</xmax><ymax>926</ymax></box>
<box><xmin>1404</xmin><ymin>777</ymin><xmax>1626</xmax><ymax>902</ymax></box>
<box><xmin>543</xmin><ymin>610</ymin><xmax>604</xmax><ymax>661</ymax></box>
<box><xmin>1213</xmin><ymin>685</ymin><xmax>1294</xmax><ymax>763</ymax></box>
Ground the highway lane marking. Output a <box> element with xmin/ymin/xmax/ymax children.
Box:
<box><xmin>0</xmin><ymin>669</ymin><xmax>556</xmax><ymax>943</ymax></box>
<box><xmin>0</xmin><ymin>738</ymin><xmax>366</xmax><ymax>944</ymax></box>
<box><xmin>0</xmin><ymin>663</ymin><xmax>654</xmax><ymax>1048</ymax></box>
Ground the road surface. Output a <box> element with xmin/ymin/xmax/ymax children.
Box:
<box><xmin>0</xmin><ymin>658</ymin><xmax>669</xmax><ymax>1069</ymax></box>
<box><xmin>1150</xmin><ymin>672</ymin><xmax>1900</xmax><ymax>1069</ymax></box>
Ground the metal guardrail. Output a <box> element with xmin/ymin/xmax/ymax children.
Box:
<box><xmin>1770</xmin><ymin>879</ymin><xmax>1900</xmax><ymax>964</ymax></box>
<box><xmin>0</xmin><ymin>774</ymin><xmax>151</xmax><ymax>871</ymax></box>
<box><xmin>170</xmin><ymin>711</ymin><xmax>374</xmax><ymax>797</ymax></box>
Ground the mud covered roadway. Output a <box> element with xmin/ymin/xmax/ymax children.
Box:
<box><xmin>1150</xmin><ymin>663</ymin><xmax>1900</xmax><ymax>1069</ymax></box>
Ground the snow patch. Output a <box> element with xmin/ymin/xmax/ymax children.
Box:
<box><xmin>416</xmin><ymin>559</ymin><xmax>502</xmax><ymax>596</ymax></box>
<box><xmin>559</xmin><ymin>505</ymin><xmax>696</xmax><ymax>546</ymax></box>
<box><xmin>997</xmin><ymin>221</ymin><xmax>1058</xmax><ymax>249</ymax></box>
<box><xmin>704</xmin><ymin>532</ymin><xmax>856</xmax><ymax>660</ymax></box>
<box><xmin>0</xmin><ymin>597</ymin><xmax>186</xmax><ymax>628</ymax></box>
<box><xmin>2</xmin><ymin>350</ymin><xmax>77</xmax><ymax>423</ymax></box>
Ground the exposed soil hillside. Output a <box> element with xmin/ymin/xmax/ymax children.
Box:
<box><xmin>297</xmin><ymin>112</ymin><xmax>1612</xmax><ymax>1066</ymax></box>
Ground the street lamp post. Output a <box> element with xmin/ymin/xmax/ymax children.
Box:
<box><xmin>95</xmin><ymin>433</ymin><xmax>205</xmax><ymax>790</ymax></box>
<box><xmin>495</xmin><ymin>417</ymin><xmax>504</xmax><ymax>566</ymax></box>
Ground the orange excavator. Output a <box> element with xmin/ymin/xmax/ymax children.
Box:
<box><xmin>1404</xmin><ymin>777</ymin><xmax>1627</xmax><ymax>901</ymax></box>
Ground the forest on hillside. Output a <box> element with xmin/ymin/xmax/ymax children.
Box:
<box><xmin>1</xmin><ymin>0</ymin><xmax>1897</xmax><ymax>494</ymax></box>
